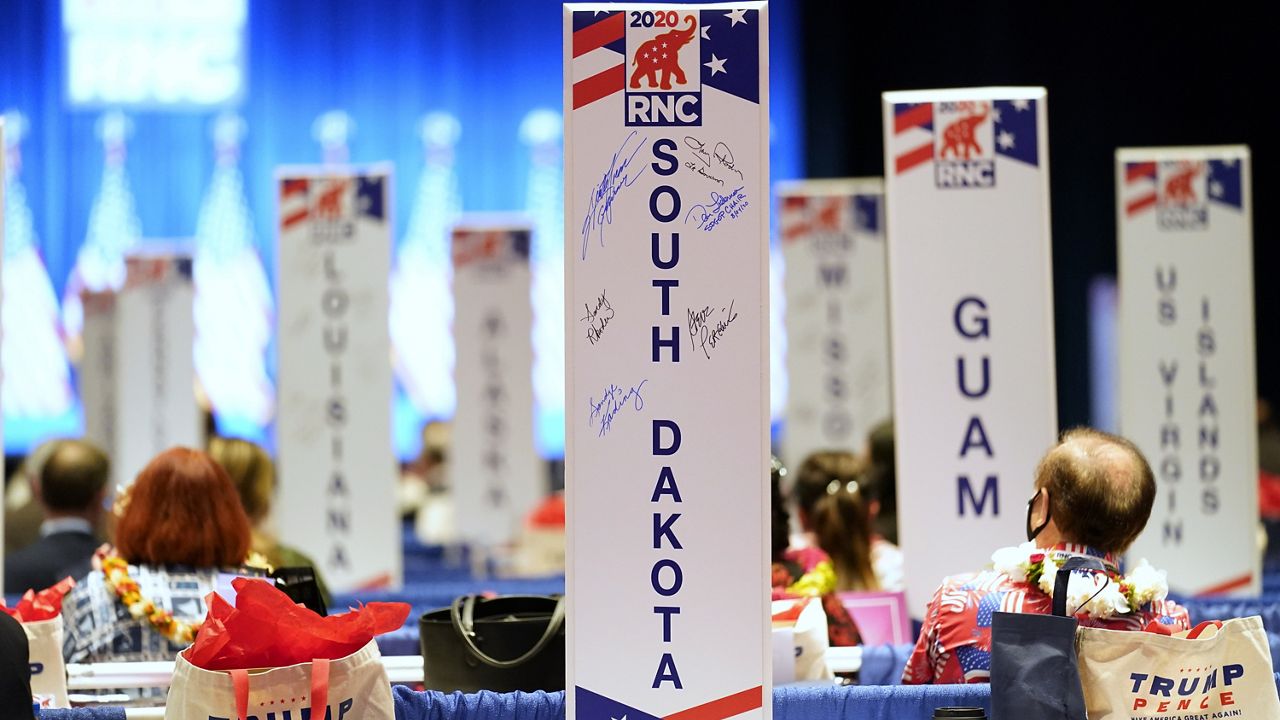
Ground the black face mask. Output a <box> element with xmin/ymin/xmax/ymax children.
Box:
<box><xmin>1026</xmin><ymin>488</ymin><xmax>1051</xmax><ymax>542</ymax></box>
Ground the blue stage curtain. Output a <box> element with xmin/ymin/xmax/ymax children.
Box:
<box><xmin>0</xmin><ymin>0</ymin><xmax>803</xmax><ymax>454</ymax></box>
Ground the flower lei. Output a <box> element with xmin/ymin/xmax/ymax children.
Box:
<box><xmin>99</xmin><ymin>552</ymin><xmax>201</xmax><ymax>645</ymax></box>
<box><xmin>991</xmin><ymin>542</ymin><xmax>1170</xmax><ymax>620</ymax></box>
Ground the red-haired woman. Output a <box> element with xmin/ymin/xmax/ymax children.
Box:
<box><xmin>62</xmin><ymin>447</ymin><xmax>259</xmax><ymax>664</ymax></box>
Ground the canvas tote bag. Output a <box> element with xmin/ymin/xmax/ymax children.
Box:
<box><xmin>22</xmin><ymin>615</ymin><xmax>69</xmax><ymax>708</ymax></box>
<box><xmin>989</xmin><ymin>555</ymin><xmax>1101</xmax><ymax>720</ymax></box>
<box><xmin>166</xmin><ymin>639</ymin><xmax>393</xmax><ymax>720</ymax></box>
<box><xmin>1077</xmin><ymin>615</ymin><xmax>1280</xmax><ymax>719</ymax></box>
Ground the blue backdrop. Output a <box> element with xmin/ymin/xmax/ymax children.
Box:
<box><xmin>0</xmin><ymin>0</ymin><xmax>803</xmax><ymax>457</ymax></box>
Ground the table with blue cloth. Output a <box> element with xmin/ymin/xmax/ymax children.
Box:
<box><xmin>38</xmin><ymin>674</ymin><xmax>1280</xmax><ymax>719</ymax></box>
<box><xmin>388</xmin><ymin>685</ymin><xmax>994</xmax><ymax>720</ymax></box>
<box><xmin>389</xmin><ymin>675</ymin><xmax>1280</xmax><ymax>720</ymax></box>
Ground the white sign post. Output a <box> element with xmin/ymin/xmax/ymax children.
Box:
<box><xmin>449</xmin><ymin>219</ymin><xmax>541</xmax><ymax>550</ymax></box>
<box><xmin>80</xmin><ymin>292</ymin><xmax>117</xmax><ymax>475</ymax></box>
<box><xmin>116</xmin><ymin>254</ymin><xmax>201</xmax><ymax>480</ymax></box>
<box><xmin>566</xmin><ymin>4</ymin><xmax>770</xmax><ymax>720</ymax></box>
<box><xmin>1118</xmin><ymin>146</ymin><xmax>1258</xmax><ymax>596</ymax></box>
<box><xmin>275</xmin><ymin>167</ymin><xmax>401</xmax><ymax>592</ymax></box>
<box><xmin>882</xmin><ymin>87</ymin><xmax>1058</xmax><ymax>616</ymax></box>
<box><xmin>80</xmin><ymin>252</ymin><xmax>202</xmax><ymax>488</ymax></box>
<box><xmin>778</xmin><ymin>179</ymin><xmax>890</xmax><ymax>466</ymax></box>
<box><xmin>1</xmin><ymin>119</ymin><xmax>6</xmax><ymax>576</ymax></box>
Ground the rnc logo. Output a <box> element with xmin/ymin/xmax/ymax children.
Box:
<box><xmin>934</xmin><ymin>101</ymin><xmax>995</xmax><ymax>188</ymax></box>
<box><xmin>625</xmin><ymin>10</ymin><xmax>701</xmax><ymax>126</ymax></box>
<box><xmin>1157</xmin><ymin>161</ymin><xmax>1209</xmax><ymax>230</ymax></box>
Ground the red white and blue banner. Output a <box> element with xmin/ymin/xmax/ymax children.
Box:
<box><xmin>778</xmin><ymin>179</ymin><xmax>890</xmax><ymax>466</ymax></box>
<box><xmin>1118</xmin><ymin>146</ymin><xmax>1259</xmax><ymax>596</ymax></box>
<box><xmin>275</xmin><ymin>166</ymin><xmax>401</xmax><ymax>592</ymax></box>
<box><xmin>81</xmin><ymin>252</ymin><xmax>202</xmax><ymax>490</ymax></box>
<box><xmin>450</xmin><ymin>219</ymin><xmax>541</xmax><ymax>548</ymax></box>
<box><xmin>882</xmin><ymin>88</ymin><xmax>1058</xmax><ymax>616</ymax></box>
<box><xmin>566</xmin><ymin>4</ymin><xmax>770</xmax><ymax>720</ymax></box>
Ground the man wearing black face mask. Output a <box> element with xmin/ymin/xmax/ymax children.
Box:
<box><xmin>902</xmin><ymin>428</ymin><xmax>1191</xmax><ymax>685</ymax></box>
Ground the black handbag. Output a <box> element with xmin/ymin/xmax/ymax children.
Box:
<box><xmin>420</xmin><ymin>594</ymin><xmax>565</xmax><ymax>693</ymax></box>
<box><xmin>990</xmin><ymin>555</ymin><xmax>1105</xmax><ymax>720</ymax></box>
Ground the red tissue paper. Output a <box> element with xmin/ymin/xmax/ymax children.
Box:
<box><xmin>184</xmin><ymin>577</ymin><xmax>409</xmax><ymax>671</ymax></box>
<box><xmin>526</xmin><ymin>492</ymin><xmax>565</xmax><ymax>528</ymax></box>
<box><xmin>0</xmin><ymin>577</ymin><xmax>75</xmax><ymax>622</ymax></box>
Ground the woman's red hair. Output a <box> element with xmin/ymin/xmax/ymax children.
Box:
<box><xmin>115</xmin><ymin>447</ymin><xmax>251</xmax><ymax>568</ymax></box>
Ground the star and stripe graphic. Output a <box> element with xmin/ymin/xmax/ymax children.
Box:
<box><xmin>570</xmin><ymin>8</ymin><xmax>760</xmax><ymax>112</ymax></box>
<box><xmin>892</xmin><ymin>103</ymin><xmax>934</xmax><ymax>175</ymax></box>
<box><xmin>1123</xmin><ymin>157</ymin><xmax>1244</xmax><ymax>218</ymax></box>
<box><xmin>571</xmin><ymin>11</ymin><xmax>626</xmax><ymax>111</ymax></box>
<box><xmin>892</xmin><ymin>98</ymin><xmax>1040</xmax><ymax>177</ymax></box>
<box><xmin>452</xmin><ymin>229</ymin><xmax>532</xmax><ymax>269</ymax></box>
<box><xmin>280</xmin><ymin>175</ymin><xmax>386</xmax><ymax>230</ymax></box>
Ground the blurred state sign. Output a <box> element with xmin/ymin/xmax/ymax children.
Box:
<box><xmin>1118</xmin><ymin>146</ymin><xmax>1259</xmax><ymax>596</ymax></box>
<box><xmin>565</xmin><ymin>4</ymin><xmax>771</xmax><ymax>720</ymax></box>
<box><xmin>778</xmin><ymin>179</ymin><xmax>890</xmax><ymax>466</ymax></box>
<box><xmin>275</xmin><ymin>166</ymin><xmax>401</xmax><ymax>592</ymax></box>
<box><xmin>449</xmin><ymin>219</ymin><xmax>540</xmax><ymax>548</ymax></box>
<box><xmin>81</xmin><ymin>251</ymin><xmax>202</xmax><ymax>489</ymax></box>
<box><xmin>882</xmin><ymin>88</ymin><xmax>1058</xmax><ymax>617</ymax></box>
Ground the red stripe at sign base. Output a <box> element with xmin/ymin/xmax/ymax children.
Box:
<box><xmin>663</xmin><ymin>687</ymin><xmax>763</xmax><ymax>720</ymax></box>
<box><xmin>1195</xmin><ymin>573</ymin><xmax>1254</xmax><ymax>596</ymax></box>
<box><xmin>573</xmin><ymin>65</ymin><xmax>625</xmax><ymax>110</ymax></box>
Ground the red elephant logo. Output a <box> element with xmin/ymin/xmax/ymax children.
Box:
<box><xmin>315</xmin><ymin>180</ymin><xmax>348</xmax><ymax>219</ymax></box>
<box><xmin>629</xmin><ymin>16</ymin><xmax>698</xmax><ymax>91</ymax></box>
<box><xmin>939</xmin><ymin>102</ymin><xmax>990</xmax><ymax>161</ymax></box>
<box><xmin>1163</xmin><ymin>162</ymin><xmax>1203</xmax><ymax>205</ymax></box>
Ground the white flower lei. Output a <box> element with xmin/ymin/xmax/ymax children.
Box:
<box><xmin>990</xmin><ymin>542</ymin><xmax>1170</xmax><ymax>619</ymax></box>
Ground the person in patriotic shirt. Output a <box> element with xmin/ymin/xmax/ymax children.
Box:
<box><xmin>903</xmin><ymin>428</ymin><xmax>1190</xmax><ymax>684</ymax></box>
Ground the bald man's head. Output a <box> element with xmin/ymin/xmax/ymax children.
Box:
<box><xmin>39</xmin><ymin>440</ymin><xmax>110</xmax><ymax>514</ymax></box>
<box><xmin>1034</xmin><ymin>428</ymin><xmax>1156</xmax><ymax>554</ymax></box>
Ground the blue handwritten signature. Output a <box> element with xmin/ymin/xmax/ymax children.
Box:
<box><xmin>580</xmin><ymin>131</ymin><xmax>648</xmax><ymax>260</ymax></box>
<box><xmin>685</xmin><ymin>186</ymin><xmax>749</xmax><ymax>232</ymax></box>
<box><xmin>587</xmin><ymin>379</ymin><xmax>648</xmax><ymax>438</ymax></box>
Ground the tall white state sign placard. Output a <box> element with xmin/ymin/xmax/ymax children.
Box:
<box><xmin>1118</xmin><ymin>146</ymin><xmax>1259</xmax><ymax>596</ymax></box>
<box><xmin>81</xmin><ymin>252</ymin><xmax>202</xmax><ymax>488</ymax></box>
<box><xmin>566</xmin><ymin>5</ymin><xmax>771</xmax><ymax>720</ymax></box>
<box><xmin>882</xmin><ymin>87</ymin><xmax>1058</xmax><ymax>616</ymax></box>
<box><xmin>778</xmin><ymin>178</ymin><xmax>890</xmax><ymax>466</ymax></box>
<box><xmin>276</xmin><ymin>167</ymin><xmax>401</xmax><ymax>592</ymax></box>
<box><xmin>450</xmin><ymin>219</ymin><xmax>541</xmax><ymax>549</ymax></box>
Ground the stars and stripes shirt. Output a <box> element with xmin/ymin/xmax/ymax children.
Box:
<box><xmin>902</xmin><ymin>545</ymin><xmax>1191</xmax><ymax>685</ymax></box>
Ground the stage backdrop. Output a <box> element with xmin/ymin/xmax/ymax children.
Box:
<box><xmin>0</xmin><ymin>0</ymin><xmax>803</xmax><ymax>457</ymax></box>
